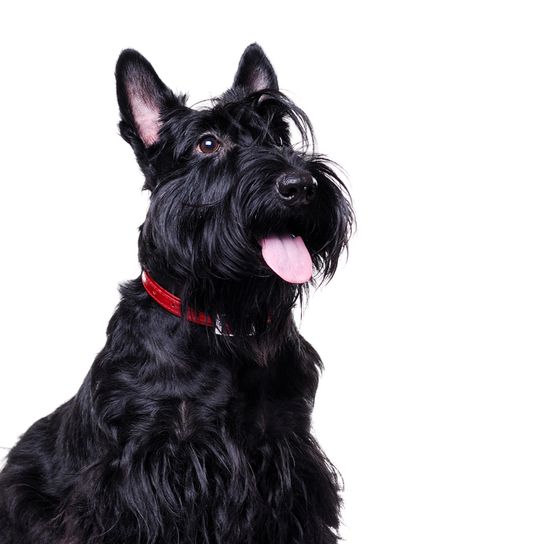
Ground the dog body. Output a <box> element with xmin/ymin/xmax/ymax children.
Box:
<box><xmin>0</xmin><ymin>44</ymin><xmax>352</xmax><ymax>543</ymax></box>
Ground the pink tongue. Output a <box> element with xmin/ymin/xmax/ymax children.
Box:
<box><xmin>260</xmin><ymin>235</ymin><xmax>313</xmax><ymax>284</ymax></box>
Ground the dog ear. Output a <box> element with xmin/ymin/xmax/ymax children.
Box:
<box><xmin>233</xmin><ymin>43</ymin><xmax>279</xmax><ymax>94</ymax></box>
<box><xmin>116</xmin><ymin>49</ymin><xmax>175</xmax><ymax>148</ymax></box>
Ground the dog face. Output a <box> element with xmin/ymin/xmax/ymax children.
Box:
<box><xmin>116</xmin><ymin>44</ymin><xmax>352</xmax><ymax>327</ymax></box>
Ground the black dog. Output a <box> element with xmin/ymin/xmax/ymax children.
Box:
<box><xmin>0</xmin><ymin>44</ymin><xmax>353</xmax><ymax>543</ymax></box>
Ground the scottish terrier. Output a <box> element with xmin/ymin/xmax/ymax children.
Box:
<box><xmin>0</xmin><ymin>44</ymin><xmax>353</xmax><ymax>543</ymax></box>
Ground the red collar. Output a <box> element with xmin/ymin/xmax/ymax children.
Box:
<box><xmin>141</xmin><ymin>270</ymin><xmax>215</xmax><ymax>328</ymax></box>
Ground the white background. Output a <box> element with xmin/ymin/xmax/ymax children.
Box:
<box><xmin>0</xmin><ymin>1</ymin><xmax>543</xmax><ymax>542</ymax></box>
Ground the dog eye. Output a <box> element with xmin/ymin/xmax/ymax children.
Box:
<box><xmin>197</xmin><ymin>135</ymin><xmax>221</xmax><ymax>154</ymax></box>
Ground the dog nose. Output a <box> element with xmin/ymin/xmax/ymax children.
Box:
<box><xmin>276</xmin><ymin>173</ymin><xmax>318</xmax><ymax>205</ymax></box>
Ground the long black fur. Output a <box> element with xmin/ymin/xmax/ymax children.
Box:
<box><xmin>0</xmin><ymin>44</ymin><xmax>353</xmax><ymax>543</ymax></box>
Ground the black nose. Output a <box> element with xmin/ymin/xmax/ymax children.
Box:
<box><xmin>276</xmin><ymin>173</ymin><xmax>318</xmax><ymax>205</ymax></box>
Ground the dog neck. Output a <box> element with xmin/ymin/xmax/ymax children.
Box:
<box><xmin>140</xmin><ymin>268</ymin><xmax>299</xmax><ymax>338</ymax></box>
<box><xmin>142</xmin><ymin>270</ymin><xmax>245</xmax><ymax>336</ymax></box>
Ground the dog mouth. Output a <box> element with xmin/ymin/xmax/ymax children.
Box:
<box><xmin>259</xmin><ymin>234</ymin><xmax>313</xmax><ymax>284</ymax></box>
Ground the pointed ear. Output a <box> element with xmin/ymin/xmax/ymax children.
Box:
<box><xmin>115</xmin><ymin>49</ymin><xmax>174</xmax><ymax>147</ymax></box>
<box><xmin>233</xmin><ymin>43</ymin><xmax>279</xmax><ymax>94</ymax></box>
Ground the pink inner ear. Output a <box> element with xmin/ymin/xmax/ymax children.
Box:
<box><xmin>128</xmin><ymin>87</ymin><xmax>161</xmax><ymax>146</ymax></box>
<box><xmin>252</xmin><ymin>68</ymin><xmax>269</xmax><ymax>92</ymax></box>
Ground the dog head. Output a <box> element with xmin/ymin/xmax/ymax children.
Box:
<box><xmin>116</xmin><ymin>44</ymin><xmax>353</xmax><ymax>332</ymax></box>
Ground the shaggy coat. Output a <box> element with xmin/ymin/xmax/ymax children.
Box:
<box><xmin>0</xmin><ymin>44</ymin><xmax>353</xmax><ymax>543</ymax></box>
